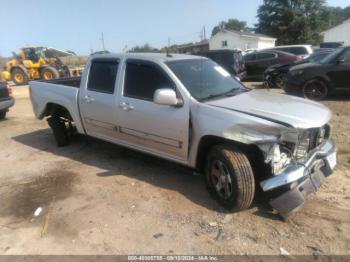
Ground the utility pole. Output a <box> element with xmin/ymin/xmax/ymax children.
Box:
<box><xmin>100</xmin><ymin>32</ymin><xmax>106</xmax><ymax>51</ymax></box>
<box><xmin>203</xmin><ymin>26</ymin><xmax>206</xmax><ymax>40</ymax></box>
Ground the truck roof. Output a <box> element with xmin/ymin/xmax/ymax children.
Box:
<box><xmin>90</xmin><ymin>52</ymin><xmax>204</xmax><ymax>63</ymax></box>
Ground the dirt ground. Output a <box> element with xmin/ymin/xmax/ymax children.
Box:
<box><xmin>0</xmin><ymin>84</ymin><xmax>349</xmax><ymax>255</ymax></box>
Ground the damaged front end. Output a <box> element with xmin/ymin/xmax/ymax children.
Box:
<box><xmin>256</xmin><ymin>125</ymin><xmax>337</xmax><ymax>218</ymax></box>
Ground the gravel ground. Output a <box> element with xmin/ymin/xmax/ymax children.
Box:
<box><xmin>0</xmin><ymin>84</ymin><xmax>349</xmax><ymax>255</ymax></box>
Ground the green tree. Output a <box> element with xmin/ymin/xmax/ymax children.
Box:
<box><xmin>211</xmin><ymin>18</ymin><xmax>251</xmax><ymax>36</ymax></box>
<box><xmin>129</xmin><ymin>44</ymin><xmax>160</xmax><ymax>53</ymax></box>
<box><xmin>255</xmin><ymin>0</ymin><xmax>328</xmax><ymax>45</ymax></box>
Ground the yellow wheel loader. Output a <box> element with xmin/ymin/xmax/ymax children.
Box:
<box><xmin>1</xmin><ymin>46</ymin><xmax>71</xmax><ymax>85</ymax></box>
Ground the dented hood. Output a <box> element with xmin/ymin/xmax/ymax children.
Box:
<box><xmin>206</xmin><ymin>89</ymin><xmax>331</xmax><ymax>129</ymax></box>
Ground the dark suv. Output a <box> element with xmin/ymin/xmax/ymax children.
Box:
<box><xmin>284</xmin><ymin>46</ymin><xmax>350</xmax><ymax>100</ymax></box>
<box><xmin>196</xmin><ymin>50</ymin><xmax>246</xmax><ymax>80</ymax></box>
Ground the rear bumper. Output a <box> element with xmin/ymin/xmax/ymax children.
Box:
<box><xmin>0</xmin><ymin>96</ymin><xmax>15</xmax><ymax>111</ymax></box>
<box><xmin>260</xmin><ymin>139</ymin><xmax>337</xmax><ymax>218</ymax></box>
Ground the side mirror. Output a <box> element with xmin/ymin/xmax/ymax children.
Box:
<box><xmin>153</xmin><ymin>88</ymin><xmax>182</xmax><ymax>106</ymax></box>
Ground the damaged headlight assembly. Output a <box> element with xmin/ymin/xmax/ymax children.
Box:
<box><xmin>265</xmin><ymin>143</ymin><xmax>293</xmax><ymax>176</ymax></box>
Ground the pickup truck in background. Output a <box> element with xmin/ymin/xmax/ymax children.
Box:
<box><xmin>29</xmin><ymin>53</ymin><xmax>337</xmax><ymax>218</ymax></box>
<box><xmin>0</xmin><ymin>81</ymin><xmax>14</xmax><ymax>119</ymax></box>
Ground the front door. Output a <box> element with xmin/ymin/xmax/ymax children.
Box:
<box><xmin>116</xmin><ymin>59</ymin><xmax>189</xmax><ymax>162</ymax></box>
<box><xmin>328</xmin><ymin>48</ymin><xmax>350</xmax><ymax>89</ymax></box>
<box><xmin>79</xmin><ymin>58</ymin><xmax>119</xmax><ymax>141</ymax></box>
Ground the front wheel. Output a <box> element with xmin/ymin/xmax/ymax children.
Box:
<box><xmin>275</xmin><ymin>73</ymin><xmax>287</xmax><ymax>89</ymax></box>
<box><xmin>11</xmin><ymin>68</ymin><xmax>29</xmax><ymax>85</ymax></box>
<box><xmin>205</xmin><ymin>145</ymin><xmax>255</xmax><ymax>211</ymax></box>
<box><xmin>303</xmin><ymin>79</ymin><xmax>328</xmax><ymax>101</ymax></box>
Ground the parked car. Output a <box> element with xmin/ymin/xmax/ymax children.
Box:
<box><xmin>264</xmin><ymin>49</ymin><xmax>334</xmax><ymax>88</ymax></box>
<box><xmin>196</xmin><ymin>49</ymin><xmax>246</xmax><ymax>80</ymax></box>
<box><xmin>0</xmin><ymin>81</ymin><xmax>14</xmax><ymax>119</ymax></box>
<box><xmin>244</xmin><ymin>50</ymin><xmax>300</xmax><ymax>80</ymax></box>
<box><xmin>265</xmin><ymin>45</ymin><xmax>314</xmax><ymax>58</ymax></box>
<box><xmin>284</xmin><ymin>46</ymin><xmax>350</xmax><ymax>100</ymax></box>
<box><xmin>320</xmin><ymin>42</ymin><xmax>344</xmax><ymax>49</ymax></box>
<box><xmin>29</xmin><ymin>53</ymin><xmax>337</xmax><ymax>218</ymax></box>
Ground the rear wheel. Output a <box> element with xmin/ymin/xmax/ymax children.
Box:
<box><xmin>205</xmin><ymin>145</ymin><xmax>255</xmax><ymax>211</ymax></box>
<box><xmin>0</xmin><ymin>111</ymin><xmax>6</xmax><ymax>120</ymax></box>
<box><xmin>303</xmin><ymin>79</ymin><xmax>328</xmax><ymax>101</ymax></box>
<box><xmin>11</xmin><ymin>68</ymin><xmax>29</xmax><ymax>85</ymax></box>
<box><xmin>41</xmin><ymin>66</ymin><xmax>60</xmax><ymax>80</ymax></box>
<box><xmin>47</xmin><ymin>117</ymin><xmax>70</xmax><ymax>147</ymax></box>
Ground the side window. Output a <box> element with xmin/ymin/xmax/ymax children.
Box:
<box><xmin>222</xmin><ymin>40</ymin><xmax>228</xmax><ymax>47</ymax></box>
<box><xmin>244</xmin><ymin>53</ymin><xmax>256</xmax><ymax>62</ymax></box>
<box><xmin>124</xmin><ymin>61</ymin><xmax>174</xmax><ymax>101</ymax></box>
<box><xmin>340</xmin><ymin>49</ymin><xmax>350</xmax><ymax>63</ymax></box>
<box><xmin>256</xmin><ymin>52</ymin><xmax>276</xmax><ymax>61</ymax></box>
<box><xmin>88</xmin><ymin>61</ymin><xmax>119</xmax><ymax>93</ymax></box>
<box><xmin>289</xmin><ymin>47</ymin><xmax>307</xmax><ymax>55</ymax></box>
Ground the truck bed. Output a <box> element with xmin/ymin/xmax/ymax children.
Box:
<box><xmin>38</xmin><ymin>77</ymin><xmax>81</xmax><ymax>88</ymax></box>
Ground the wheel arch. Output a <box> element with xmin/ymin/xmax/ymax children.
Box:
<box><xmin>195</xmin><ymin>135</ymin><xmax>270</xmax><ymax>181</ymax></box>
<box><xmin>43</xmin><ymin>102</ymin><xmax>73</xmax><ymax>121</ymax></box>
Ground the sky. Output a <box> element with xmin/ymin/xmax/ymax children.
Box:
<box><xmin>0</xmin><ymin>0</ymin><xmax>349</xmax><ymax>56</ymax></box>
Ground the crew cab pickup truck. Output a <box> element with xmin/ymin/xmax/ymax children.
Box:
<box><xmin>0</xmin><ymin>81</ymin><xmax>14</xmax><ymax>119</ymax></box>
<box><xmin>29</xmin><ymin>53</ymin><xmax>337</xmax><ymax>218</ymax></box>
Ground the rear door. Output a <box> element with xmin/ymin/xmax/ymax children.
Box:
<box><xmin>79</xmin><ymin>58</ymin><xmax>120</xmax><ymax>140</ymax></box>
<box><xmin>244</xmin><ymin>53</ymin><xmax>257</xmax><ymax>77</ymax></box>
<box><xmin>116</xmin><ymin>59</ymin><xmax>189</xmax><ymax>161</ymax></box>
<box><xmin>327</xmin><ymin>48</ymin><xmax>350</xmax><ymax>89</ymax></box>
<box><xmin>255</xmin><ymin>52</ymin><xmax>278</xmax><ymax>75</ymax></box>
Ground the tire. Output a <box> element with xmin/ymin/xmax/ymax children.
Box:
<box><xmin>303</xmin><ymin>79</ymin><xmax>328</xmax><ymax>101</ymax></box>
<box><xmin>47</xmin><ymin>117</ymin><xmax>70</xmax><ymax>147</ymax></box>
<box><xmin>205</xmin><ymin>145</ymin><xmax>255</xmax><ymax>211</ymax></box>
<box><xmin>41</xmin><ymin>66</ymin><xmax>60</xmax><ymax>80</ymax></box>
<box><xmin>11</xmin><ymin>68</ymin><xmax>29</xmax><ymax>85</ymax></box>
<box><xmin>275</xmin><ymin>73</ymin><xmax>287</xmax><ymax>89</ymax></box>
<box><xmin>0</xmin><ymin>111</ymin><xmax>6</xmax><ymax>120</ymax></box>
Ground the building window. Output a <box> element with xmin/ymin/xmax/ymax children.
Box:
<box><xmin>221</xmin><ymin>40</ymin><xmax>228</xmax><ymax>47</ymax></box>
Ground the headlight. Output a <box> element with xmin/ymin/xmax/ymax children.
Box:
<box><xmin>266</xmin><ymin>144</ymin><xmax>292</xmax><ymax>175</ymax></box>
<box><xmin>290</xmin><ymin>70</ymin><xmax>304</xmax><ymax>76</ymax></box>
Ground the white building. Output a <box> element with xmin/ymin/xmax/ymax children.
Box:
<box><xmin>322</xmin><ymin>19</ymin><xmax>350</xmax><ymax>45</ymax></box>
<box><xmin>209</xmin><ymin>29</ymin><xmax>276</xmax><ymax>51</ymax></box>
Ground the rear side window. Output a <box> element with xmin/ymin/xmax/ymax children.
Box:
<box><xmin>124</xmin><ymin>61</ymin><xmax>174</xmax><ymax>101</ymax></box>
<box><xmin>88</xmin><ymin>60</ymin><xmax>119</xmax><ymax>93</ymax></box>
<box><xmin>244</xmin><ymin>53</ymin><xmax>256</xmax><ymax>62</ymax></box>
<box><xmin>289</xmin><ymin>47</ymin><xmax>307</xmax><ymax>55</ymax></box>
<box><xmin>257</xmin><ymin>52</ymin><xmax>276</xmax><ymax>60</ymax></box>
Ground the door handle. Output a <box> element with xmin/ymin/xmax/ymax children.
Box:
<box><xmin>84</xmin><ymin>95</ymin><xmax>95</xmax><ymax>103</ymax></box>
<box><xmin>119</xmin><ymin>102</ymin><xmax>134</xmax><ymax>111</ymax></box>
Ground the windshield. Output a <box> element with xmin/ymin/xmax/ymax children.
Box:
<box><xmin>166</xmin><ymin>59</ymin><xmax>247</xmax><ymax>101</ymax></box>
<box><xmin>320</xmin><ymin>47</ymin><xmax>344</xmax><ymax>64</ymax></box>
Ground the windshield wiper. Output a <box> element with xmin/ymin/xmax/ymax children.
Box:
<box><xmin>200</xmin><ymin>88</ymin><xmax>246</xmax><ymax>102</ymax></box>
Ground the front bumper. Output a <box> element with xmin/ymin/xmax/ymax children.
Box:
<box><xmin>283</xmin><ymin>74</ymin><xmax>305</xmax><ymax>94</ymax></box>
<box><xmin>260</xmin><ymin>139</ymin><xmax>337</xmax><ymax>218</ymax></box>
<box><xmin>0</xmin><ymin>96</ymin><xmax>15</xmax><ymax>111</ymax></box>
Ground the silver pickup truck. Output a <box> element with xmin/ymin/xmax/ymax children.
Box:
<box><xmin>29</xmin><ymin>53</ymin><xmax>337</xmax><ymax>217</ymax></box>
